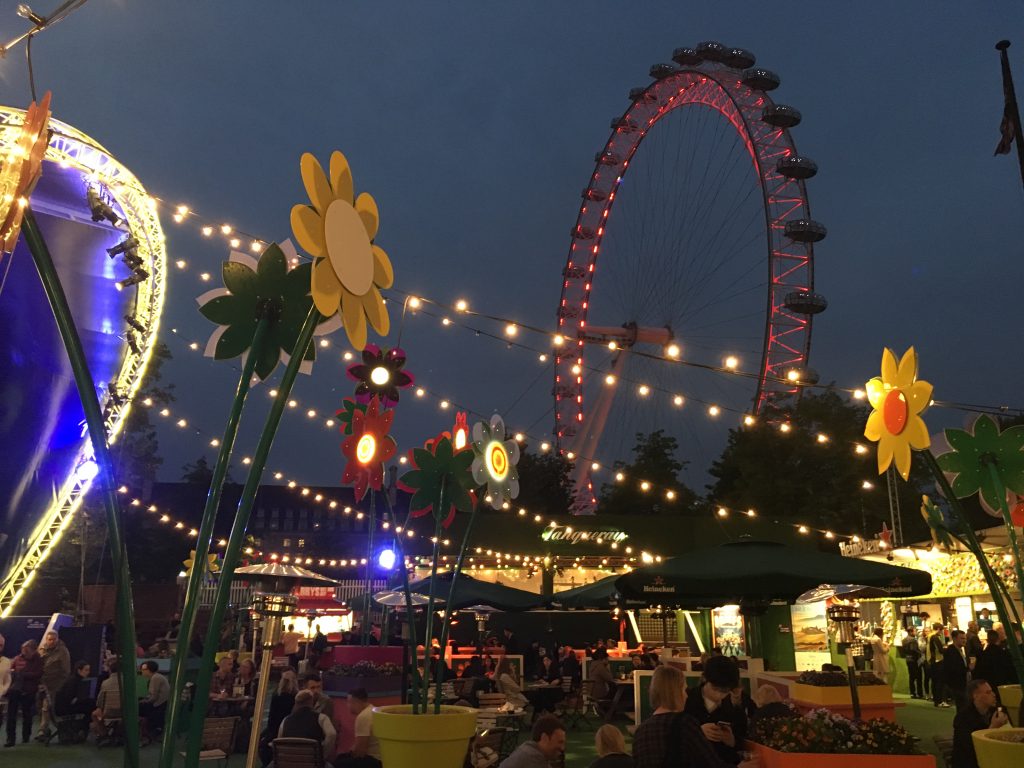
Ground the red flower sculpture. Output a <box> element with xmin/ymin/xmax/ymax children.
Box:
<box><xmin>341</xmin><ymin>396</ymin><xmax>397</xmax><ymax>500</ymax></box>
<box><xmin>346</xmin><ymin>344</ymin><xmax>414</xmax><ymax>408</ymax></box>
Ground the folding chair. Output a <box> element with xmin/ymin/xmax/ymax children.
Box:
<box><xmin>179</xmin><ymin>716</ymin><xmax>239</xmax><ymax>767</ymax></box>
<box><xmin>272</xmin><ymin>736</ymin><xmax>326</xmax><ymax>768</ymax></box>
<box><xmin>556</xmin><ymin>676</ymin><xmax>587</xmax><ymax>730</ymax></box>
<box><xmin>933</xmin><ymin>735</ymin><xmax>954</xmax><ymax>768</ymax></box>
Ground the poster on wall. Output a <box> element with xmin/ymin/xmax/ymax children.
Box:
<box><xmin>790</xmin><ymin>600</ymin><xmax>832</xmax><ymax>671</ymax></box>
<box><xmin>711</xmin><ymin>605</ymin><xmax>745</xmax><ymax>657</ymax></box>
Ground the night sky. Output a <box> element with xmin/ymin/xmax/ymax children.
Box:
<box><xmin>3</xmin><ymin>2</ymin><xmax>1023</xmax><ymax>494</ymax></box>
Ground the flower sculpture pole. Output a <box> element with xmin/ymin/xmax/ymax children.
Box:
<box><xmin>863</xmin><ymin>348</ymin><xmax>1024</xmax><ymax>689</ymax></box>
<box><xmin>13</xmin><ymin>96</ymin><xmax>142</xmax><ymax>767</ymax></box>
<box><xmin>187</xmin><ymin>149</ymin><xmax>392</xmax><ymax>766</ymax></box>
<box><xmin>165</xmin><ymin>243</ymin><xmax>326</xmax><ymax>768</ymax></box>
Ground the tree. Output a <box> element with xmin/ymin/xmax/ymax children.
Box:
<box><xmin>706</xmin><ymin>389</ymin><xmax>931</xmax><ymax>543</ymax></box>
<box><xmin>515</xmin><ymin>447</ymin><xmax>574</xmax><ymax>518</ymax></box>
<box><xmin>598</xmin><ymin>430</ymin><xmax>698</xmax><ymax>515</ymax></box>
<box><xmin>182</xmin><ymin>455</ymin><xmax>237</xmax><ymax>487</ymax></box>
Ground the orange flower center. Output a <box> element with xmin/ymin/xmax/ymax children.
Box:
<box><xmin>487</xmin><ymin>441</ymin><xmax>508</xmax><ymax>482</ymax></box>
<box><xmin>356</xmin><ymin>434</ymin><xmax>377</xmax><ymax>464</ymax></box>
<box><xmin>883</xmin><ymin>390</ymin><xmax>908</xmax><ymax>435</ymax></box>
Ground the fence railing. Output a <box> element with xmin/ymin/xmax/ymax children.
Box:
<box><xmin>196</xmin><ymin>578</ymin><xmax>388</xmax><ymax>609</ymax></box>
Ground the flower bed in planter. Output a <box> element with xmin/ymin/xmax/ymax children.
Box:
<box><xmin>323</xmin><ymin>659</ymin><xmax>403</xmax><ymax>695</ymax></box>
<box><xmin>749</xmin><ymin>708</ymin><xmax>934</xmax><ymax>768</ymax></box>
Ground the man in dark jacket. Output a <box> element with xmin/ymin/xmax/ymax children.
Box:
<box><xmin>279</xmin><ymin>689</ymin><xmax>336</xmax><ymax>758</ymax></box>
<box><xmin>942</xmin><ymin>630</ymin><xmax>971</xmax><ymax>709</ymax></box>
<box><xmin>54</xmin><ymin>661</ymin><xmax>94</xmax><ymax>741</ymax></box>
<box><xmin>902</xmin><ymin>627</ymin><xmax>924</xmax><ymax>699</ymax></box>
<box><xmin>928</xmin><ymin>624</ymin><xmax>949</xmax><ymax>707</ymax></box>
<box><xmin>974</xmin><ymin>625</ymin><xmax>1018</xmax><ymax>696</ymax></box>
<box><xmin>5</xmin><ymin>639</ymin><xmax>44</xmax><ymax>746</ymax></box>
<box><xmin>952</xmin><ymin>679</ymin><xmax>1009</xmax><ymax>768</ymax></box>
<box><xmin>682</xmin><ymin>655</ymin><xmax>747</xmax><ymax>765</ymax></box>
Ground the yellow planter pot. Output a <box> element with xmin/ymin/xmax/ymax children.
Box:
<box><xmin>972</xmin><ymin>727</ymin><xmax>1024</xmax><ymax>768</ymax></box>
<box><xmin>997</xmin><ymin>685</ymin><xmax>1022</xmax><ymax>718</ymax></box>
<box><xmin>372</xmin><ymin>705</ymin><xmax>478</xmax><ymax>768</ymax></box>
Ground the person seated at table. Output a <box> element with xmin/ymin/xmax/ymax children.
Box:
<box><xmin>524</xmin><ymin>641</ymin><xmax>541</xmax><ymax>680</ymax></box>
<box><xmin>303</xmin><ymin>672</ymin><xmax>335</xmax><ymax>720</ymax></box>
<box><xmin>682</xmin><ymin>655</ymin><xmax>747</xmax><ymax>765</ymax></box>
<box><xmin>953</xmin><ymin>679</ymin><xmax>1010</xmax><ymax>768</ymax></box>
<box><xmin>334</xmin><ymin>688</ymin><xmax>381</xmax><ymax>768</ymax></box>
<box><xmin>749</xmin><ymin>684</ymin><xmax>797</xmax><ymax>723</ymax></box>
<box><xmin>539</xmin><ymin>655</ymin><xmax>561</xmax><ymax>685</ymax></box>
<box><xmin>212</xmin><ymin>655</ymin><xmax>236</xmax><ymax>696</ymax></box>
<box><xmin>461</xmin><ymin>654</ymin><xmax>486</xmax><ymax>678</ymax></box>
<box><xmin>54</xmin><ymin>660</ymin><xmax>95</xmax><ymax>739</ymax></box>
<box><xmin>559</xmin><ymin>646</ymin><xmax>581</xmax><ymax>688</ymax></box>
<box><xmin>588</xmin><ymin>648</ymin><xmax>615</xmax><ymax>712</ymax></box>
<box><xmin>589</xmin><ymin>724</ymin><xmax>633</xmax><ymax>768</ymax></box>
<box><xmin>237</xmin><ymin>658</ymin><xmax>258</xmax><ymax>697</ymax></box>
<box><xmin>632</xmin><ymin>665</ymin><xmax>756</xmax><ymax>768</ymax></box>
<box><xmin>279</xmin><ymin>690</ymin><xmax>336</xmax><ymax>762</ymax></box>
<box><xmin>729</xmin><ymin>683</ymin><xmax>756</xmax><ymax>720</ymax></box>
<box><xmin>259</xmin><ymin>670</ymin><xmax>299</xmax><ymax>767</ymax></box>
<box><xmin>431</xmin><ymin>650</ymin><xmax>451</xmax><ymax>683</ymax></box>
<box><xmin>90</xmin><ymin>659</ymin><xmax>122</xmax><ymax>742</ymax></box>
<box><xmin>496</xmin><ymin>658</ymin><xmax>528</xmax><ymax>709</ymax></box>
<box><xmin>498</xmin><ymin>714</ymin><xmax>566</xmax><ymax>768</ymax></box>
<box><xmin>139</xmin><ymin>660</ymin><xmax>170</xmax><ymax>736</ymax></box>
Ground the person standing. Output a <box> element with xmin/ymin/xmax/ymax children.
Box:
<box><xmin>952</xmin><ymin>679</ymin><xmax>1009</xmax><ymax>768</ymax></box>
<box><xmin>280</xmin><ymin>623</ymin><xmax>303</xmax><ymax>671</ymax></box>
<box><xmin>942</xmin><ymin>630</ymin><xmax>971</xmax><ymax>709</ymax></box>
<box><xmin>858</xmin><ymin>627</ymin><xmax>891</xmax><ymax>681</ymax></box>
<box><xmin>965</xmin><ymin>621</ymin><xmax>984</xmax><ymax>662</ymax></box>
<box><xmin>974</xmin><ymin>625</ymin><xmax>1018</xmax><ymax>694</ymax></box>
<box><xmin>902</xmin><ymin>627</ymin><xmax>924</xmax><ymax>699</ymax></box>
<box><xmin>139</xmin><ymin>660</ymin><xmax>170</xmax><ymax>735</ymax></box>
<box><xmin>36</xmin><ymin>629</ymin><xmax>71</xmax><ymax>741</ymax></box>
<box><xmin>928</xmin><ymin>623</ymin><xmax>949</xmax><ymax>708</ymax></box>
<box><xmin>977</xmin><ymin>608</ymin><xmax>995</xmax><ymax>633</ymax></box>
<box><xmin>0</xmin><ymin>634</ymin><xmax>12</xmax><ymax>701</ymax></box>
<box><xmin>5</xmin><ymin>639</ymin><xmax>44</xmax><ymax>747</ymax></box>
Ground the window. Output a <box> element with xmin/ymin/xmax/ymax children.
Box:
<box><xmin>298</xmin><ymin>538</ymin><xmax>306</xmax><ymax>549</ymax></box>
<box><xmin>283</xmin><ymin>538</ymin><xmax>292</xmax><ymax>548</ymax></box>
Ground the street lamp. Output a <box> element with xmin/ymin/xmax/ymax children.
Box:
<box><xmin>234</xmin><ymin>563</ymin><xmax>337</xmax><ymax>768</ymax></box>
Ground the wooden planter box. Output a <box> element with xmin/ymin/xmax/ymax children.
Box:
<box><xmin>322</xmin><ymin>674</ymin><xmax>401</xmax><ymax>695</ymax></box>
<box><xmin>790</xmin><ymin>682</ymin><xmax>892</xmax><ymax>706</ymax></box>
<box><xmin>749</xmin><ymin>742</ymin><xmax>936</xmax><ymax>768</ymax></box>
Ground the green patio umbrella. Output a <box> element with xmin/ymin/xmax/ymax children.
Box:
<box><xmin>353</xmin><ymin>571</ymin><xmax>543</xmax><ymax>613</ymax></box>
<box><xmin>550</xmin><ymin>575</ymin><xmax>623</xmax><ymax>609</ymax></box>
<box><xmin>614</xmin><ymin>539</ymin><xmax>932</xmax><ymax>606</ymax></box>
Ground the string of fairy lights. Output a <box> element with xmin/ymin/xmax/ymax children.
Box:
<box><xmin>103</xmin><ymin>193</ymin><xmax>1024</xmax><ymax>570</ymax></box>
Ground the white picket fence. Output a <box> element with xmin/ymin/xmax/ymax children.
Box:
<box><xmin>196</xmin><ymin>578</ymin><xmax>387</xmax><ymax>608</ymax></box>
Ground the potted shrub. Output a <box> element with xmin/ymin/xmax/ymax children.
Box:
<box><xmin>748</xmin><ymin>709</ymin><xmax>935</xmax><ymax>768</ymax></box>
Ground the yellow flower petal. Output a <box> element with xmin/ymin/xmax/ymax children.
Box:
<box><xmin>907</xmin><ymin>380</ymin><xmax>933</xmax><ymax>416</ymax></box>
<box><xmin>311</xmin><ymin>258</ymin><xmax>343</xmax><ymax>316</ymax></box>
<box><xmin>341</xmin><ymin>288</ymin><xmax>368</xmax><ymax>350</ymax></box>
<box><xmin>865</xmin><ymin>409</ymin><xmax>884</xmax><ymax>442</ymax></box>
<box><xmin>330</xmin><ymin>151</ymin><xmax>354</xmax><ymax>205</ymax></box>
<box><xmin>896</xmin><ymin>347</ymin><xmax>918</xmax><ymax>389</ymax></box>
<box><xmin>356</xmin><ymin>192</ymin><xmax>379</xmax><ymax>240</ymax></box>
<box><xmin>877</xmin><ymin>436</ymin><xmax>894</xmax><ymax>475</ymax></box>
<box><xmin>904</xmin><ymin>414</ymin><xmax>930</xmax><ymax>451</ymax></box>
<box><xmin>865</xmin><ymin>377</ymin><xmax>886</xmax><ymax>411</ymax></box>
<box><xmin>372</xmin><ymin>244</ymin><xmax>393</xmax><ymax>289</ymax></box>
<box><xmin>880</xmin><ymin>348</ymin><xmax>899</xmax><ymax>386</ymax></box>
<box><xmin>362</xmin><ymin>285</ymin><xmax>390</xmax><ymax>336</ymax></box>
<box><xmin>893</xmin><ymin>440</ymin><xmax>912</xmax><ymax>481</ymax></box>
<box><xmin>290</xmin><ymin>205</ymin><xmax>325</xmax><ymax>258</ymax></box>
<box><xmin>301</xmin><ymin>153</ymin><xmax>334</xmax><ymax>215</ymax></box>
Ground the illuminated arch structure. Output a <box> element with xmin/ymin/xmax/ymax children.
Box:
<box><xmin>0</xmin><ymin>106</ymin><xmax>166</xmax><ymax>616</ymax></box>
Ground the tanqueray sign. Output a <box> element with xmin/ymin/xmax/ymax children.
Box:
<box><xmin>540</xmin><ymin>525</ymin><xmax>629</xmax><ymax>545</ymax></box>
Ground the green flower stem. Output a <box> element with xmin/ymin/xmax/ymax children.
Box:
<box><xmin>186</xmin><ymin>305</ymin><xmax>321</xmax><ymax>767</ymax></box>
<box><xmin>420</xmin><ymin>479</ymin><xmax>447</xmax><ymax>711</ymax></box>
<box><xmin>160</xmin><ymin>318</ymin><xmax>270</xmax><ymax>768</ymax></box>
<box><xmin>434</xmin><ymin>498</ymin><xmax>480</xmax><ymax>710</ymax></box>
<box><xmin>922</xmin><ymin>451</ymin><xmax>1024</xmax><ymax>686</ymax></box>
<box><xmin>22</xmin><ymin>209</ymin><xmax>141</xmax><ymax>768</ymax></box>
<box><xmin>383</xmin><ymin>493</ymin><xmax>422</xmax><ymax>712</ymax></box>
<box><xmin>983</xmin><ymin>461</ymin><xmax>1024</xmax><ymax>605</ymax></box>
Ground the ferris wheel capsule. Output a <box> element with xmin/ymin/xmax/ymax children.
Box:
<box><xmin>723</xmin><ymin>48</ymin><xmax>756</xmax><ymax>69</ymax></box>
<box><xmin>784</xmin><ymin>219</ymin><xmax>828</xmax><ymax>243</ymax></box>
<box><xmin>649</xmin><ymin>63</ymin><xmax>678</xmax><ymax>80</ymax></box>
<box><xmin>783</xmin><ymin>291</ymin><xmax>829</xmax><ymax>315</ymax></box>
<box><xmin>742</xmin><ymin>68</ymin><xmax>781</xmax><ymax>91</ymax></box>
<box><xmin>776</xmin><ymin>155</ymin><xmax>818</xmax><ymax>179</ymax></box>
<box><xmin>629</xmin><ymin>86</ymin><xmax>659</xmax><ymax>102</ymax></box>
<box><xmin>672</xmin><ymin>47</ymin><xmax>702</xmax><ymax>66</ymax></box>
<box><xmin>695</xmin><ymin>41</ymin><xmax>728</xmax><ymax>62</ymax></box>
<box><xmin>762</xmin><ymin>104</ymin><xmax>802</xmax><ymax>128</ymax></box>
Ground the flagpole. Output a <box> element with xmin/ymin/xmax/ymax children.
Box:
<box><xmin>996</xmin><ymin>40</ymin><xmax>1024</xmax><ymax>193</ymax></box>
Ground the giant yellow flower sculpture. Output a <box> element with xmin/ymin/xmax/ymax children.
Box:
<box><xmin>0</xmin><ymin>91</ymin><xmax>51</xmax><ymax>256</ymax></box>
<box><xmin>863</xmin><ymin>347</ymin><xmax>932</xmax><ymax>480</ymax></box>
<box><xmin>290</xmin><ymin>151</ymin><xmax>393</xmax><ymax>350</ymax></box>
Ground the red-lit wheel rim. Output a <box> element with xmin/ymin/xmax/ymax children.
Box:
<box><xmin>554</xmin><ymin>62</ymin><xmax>818</xmax><ymax>460</ymax></box>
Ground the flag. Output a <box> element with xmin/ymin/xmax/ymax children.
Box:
<box><xmin>995</xmin><ymin>104</ymin><xmax>1015</xmax><ymax>155</ymax></box>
